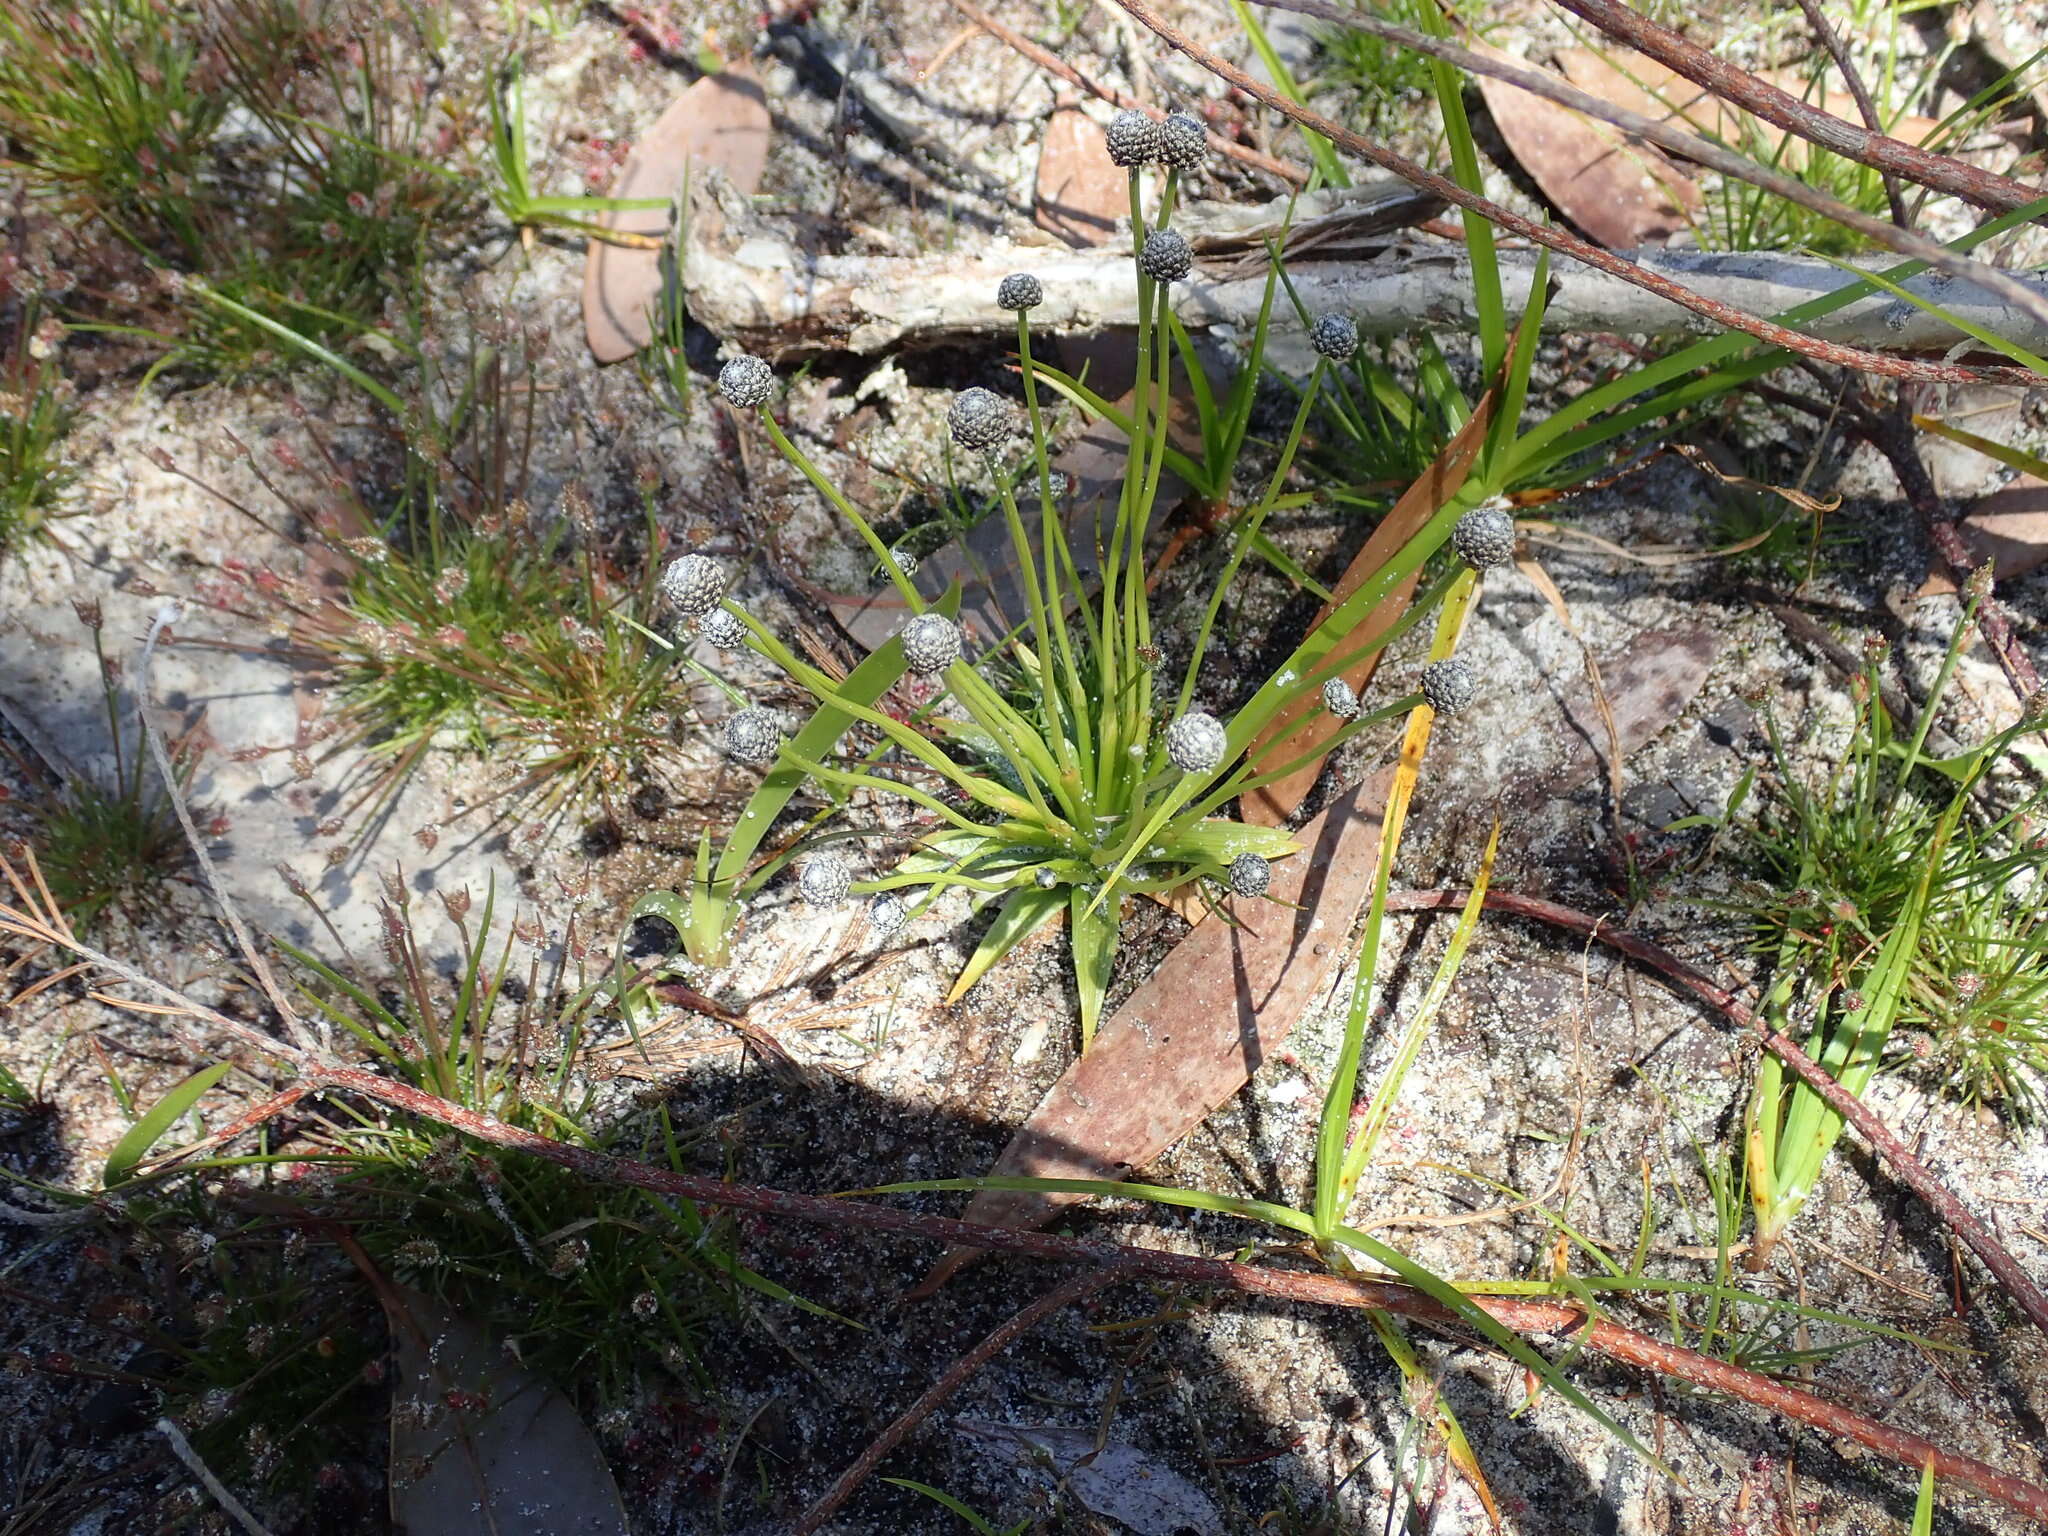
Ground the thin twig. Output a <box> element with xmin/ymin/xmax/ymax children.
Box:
<box><xmin>1548</xmin><ymin>0</ymin><xmax>2048</xmax><ymax>223</ymax></box>
<box><xmin>136</xmin><ymin>1086</ymin><xmax>313</xmax><ymax>1175</ymax></box>
<box><xmin>1109</xmin><ymin>0</ymin><xmax>2041</xmax><ymax>385</ymax></box>
<box><xmin>939</xmin><ymin>0</ymin><xmax>1308</xmax><ymax>186</ymax></box>
<box><xmin>1787</xmin><ymin>0</ymin><xmax>1911</xmax><ymax>228</ymax></box>
<box><xmin>133</xmin><ymin>603</ymin><xmax>322</xmax><ymax>1056</ymax></box>
<box><xmin>156</xmin><ymin>1417</ymin><xmax>275</xmax><ymax>1536</ymax></box>
<box><xmin>0</xmin><ymin>876</ymin><xmax>306</xmax><ymax>1066</ymax></box>
<box><xmin>790</xmin><ymin>1268</ymin><xmax>1121</xmax><ymax>1534</ymax></box>
<box><xmin>1380</xmin><ymin>887</ymin><xmax>2048</xmax><ymax>1344</ymax></box>
<box><xmin>1249</xmin><ymin>0</ymin><xmax>2048</xmax><ymax>338</ymax></box>
<box><xmin>34</xmin><ymin>687</ymin><xmax>2047</xmax><ymax>1521</ymax></box>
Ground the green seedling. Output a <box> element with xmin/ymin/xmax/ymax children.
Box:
<box><xmin>487</xmin><ymin>60</ymin><xmax>670</xmax><ymax>242</ymax></box>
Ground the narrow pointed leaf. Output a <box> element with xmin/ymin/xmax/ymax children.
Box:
<box><xmin>103</xmin><ymin>1061</ymin><xmax>236</xmax><ymax>1187</ymax></box>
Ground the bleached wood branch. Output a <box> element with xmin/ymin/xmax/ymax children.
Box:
<box><xmin>681</xmin><ymin>176</ymin><xmax>2048</xmax><ymax>361</ymax></box>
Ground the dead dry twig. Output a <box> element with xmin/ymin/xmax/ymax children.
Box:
<box><xmin>1249</xmin><ymin>0</ymin><xmax>2048</xmax><ymax>339</ymax></box>
<box><xmin>1551</xmin><ymin>0</ymin><xmax>2048</xmax><ymax>223</ymax></box>
<box><xmin>938</xmin><ymin>0</ymin><xmax>1307</xmax><ymax>186</ymax></box>
<box><xmin>790</xmin><ymin>1268</ymin><xmax>1122</xmax><ymax>1533</ymax></box>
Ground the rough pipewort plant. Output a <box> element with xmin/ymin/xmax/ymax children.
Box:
<box><xmin>643</xmin><ymin>115</ymin><xmax>1465</xmax><ymax>1046</ymax></box>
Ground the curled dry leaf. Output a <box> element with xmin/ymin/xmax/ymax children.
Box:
<box><xmin>582</xmin><ymin>69</ymin><xmax>771</xmax><ymax>363</ymax></box>
<box><xmin>1470</xmin><ymin>37</ymin><xmax>1701</xmax><ymax>248</ymax></box>
<box><xmin>1666</xmin><ymin>441</ymin><xmax>1842</xmax><ymax>515</ymax></box>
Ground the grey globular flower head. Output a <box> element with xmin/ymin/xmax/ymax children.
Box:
<box><xmin>1419</xmin><ymin>658</ymin><xmax>1479</xmax><ymax>717</ymax></box>
<box><xmin>1227</xmin><ymin>852</ymin><xmax>1271</xmax><ymax>899</ymax></box>
<box><xmin>997</xmin><ymin>272</ymin><xmax>1042</xmax><ymax>312</ymax></box>
<box><xmin>659</xmin><ymin>553</ymin><xmax>723</xmax><ymax>617</ymax></box>
<box><xmin>698</xmin><ymin>607</ymin><xmax>747</xmax><ymax>650</ymax></box>
<box><xmin>1139</xmin><ymin>228</ymin><xmax>1193</xmax><ymax>284</ymax></box>
<box><xmin>797</xmin><ymin>854</ymin><xmax>851</xmax><ymax>906</ymax></box>
<box><xmin>1034</xmin><ymin>866</ymin><xmax>1057</xmax><ymax>889</ymax></box>
<box><xmin>889</xmin><ymin>548</ymin><xmax>919</xmax><ymax>580</ymax></box>
<box><xmin>1321</xmin><ymin>677</ymin><xmax>1360</xmax><ymax>720</ymax></box>
<box><xmin>1451</xmin><ymin>504</ymin><xmax>1517</xmax><ymax>570</ymax></box>
<box><xmin>1157</xmin><ymin>109</ymin><xmax>1207</xmax><ymax>171</ymax></box>
<box><xmin>947</xmin><ymin>387</ymin><xmax>1013</xmax><ymax>453</ymax></box>
<box><xmin>1309</xmin><ymin>313</ymin><xmax>1359</xmax><ymax>362</ymax></box>
<box><xmin>900</xmin><ymin>612</ymin><xmax>962</xmax><ymax>676</ymax></box>
<box><xmin>1163</xmin><ymin>709</ymin><xmax>1227</xmax><ymax>775</ymax></box>
<box><xmin>717</xmin><ymin>354</ymin><xmax>774</xmax><ymax>410</ymax></box>
<box><xmin>1105</xmin><ymin>108</ymin><xmax>1159</xmax><ymax>168</ymax></box>
<box><xmin>868</xmin><ymin>892</ymin><xmax>907</xmax><ymax>932</ymax></box>
<box><xmin>723</xmin><ymin>706</ymin><xmax>782</xmax><ymax>764</ymax></box>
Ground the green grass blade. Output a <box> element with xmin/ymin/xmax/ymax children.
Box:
<box><xmin>880</xmin><ymin>1479</ymin><xmax>1019</xmax><ymax>1536</ymax></box>
<box><xmin>1911</xmin><ymin>413</ymin><xmax>2048</xmax><ymax>481</ymax></box>
<box><xmin>1419</xmin><ymin>0</ymin><xmax>1504</xmax><ymax>376</ymax></box>
<box><xmin>1340</xmin><ymin>824</ymin><xmax>1499</xmax><ymax>1201</ymax></box>
<box><xmin>947</xmin><ymin>885</ymin><xmax>1067</xmax><ymax>1005</ymax></box>
<box><xmin>102</xmin><ymin>1060</ymin><xmax>234</xmax><ymax>1187</ymax></box>
<box><xmin>1325</xmin><ymin>1220</ymin><xmax>1670</xmax><ymax>1474</ymax></box>
<box><xmin>187</xmin><ymin>284</ymin><xmax>405</xmax><ymax>414</ymax></box>
<box><xmin>1805</xmin><ymin>248</ymin><xmax>2048</xmax><ymax>376</ymax></box>
<box><xmin>1509</xmin><ymin>192</ymin><xmax>2048</xmax><ymax>482</ymax></box>
<box><xmin>519</xmin><ymin>194</ymin><xmax>672</xmax><ymax>214</ymax></box>
<box><xmin>1232</xmin><ymin>0</ymin><xmax>1348</xmax><ymax>187</ymax></box>
<box><xmin>720</xmin><ymin>589</ymin><xmax>960</xmax><ymax>901</ymax></box>
<box><xmin>1913</xmin><ymin>1459</ymin><xmax>1937</xmax><ymax>1536</ymax></box>
<box><xmin>1068</xmin><ymin>885</ymin><xmax>1118</xmax><ymax>1050</ymax></box>
<box><xmin>1027</xmin><ymin>360</ymin><xmax>1215</xmax><ymax>493</ymax></box>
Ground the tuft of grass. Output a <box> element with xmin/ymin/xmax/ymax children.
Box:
<box><xmin>0</xmin><ymin>302</ymin><xmax>80</xmax><ymax>555</ymax></box>
<box><xmin>11</xmin><ymin>608</ymin><xmax>193</xmax><ymax>933</ymax></box>
<box><xmin>1305</xmin><ymin>0</ymin><xmax>1443</xmax><ymax>140</ymax></box>
<box><xmin>1896</xmin><ymin>799</ymin><xmax>2048</xmax><ymax>1119</ymax></box>
<box><xmin>177</xmin><ymin>336</ymin><xmax>698</xmax><ymax>835</ymax></box>
<box><xmin>0</xmin><ymin>0</ymin><xmax>466</xmax><ymax>385</ymax></box>
<box><xmin>0</xmin><ymin>0</ymin><xmax>229</xmax><ymax>251</ymax></box>
<box><xmin>1730</xmin><ymin>599</ymin><xmax>2048</xmax><ymax>1263</ymax></box>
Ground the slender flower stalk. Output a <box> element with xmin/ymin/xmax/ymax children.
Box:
<box><xmin>674</xmin><ymin>120</ymin><xmax>1469</xmax><ymax>1046</ymax></box>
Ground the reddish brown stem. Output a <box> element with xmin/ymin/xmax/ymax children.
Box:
<box><xmin>1549</xmin><ymin>0</ymin><xmax>2048</xmax><ymax>223</ymax></box>
<box><xmin>1381</xmin><ymin>888</ymin><xmax>2048</xmax><ymax>1343</ymax></box>
<box><xmin>1108</xmin><ymin>0</ymin><xmax>2038</xmax><ymax>385</ymax></box>
<box><xmin>1787</xmin><ymin>0</ymin><xmax>1910</xmax><ymax>228</ymax></box>
<box><xmin>141</xmin><ymin>1085</ymin><xmax>313</xmax><ymax>1173</ymax></box>
<box><xmin>300</xmin><ymin>1064</ymin><xmax>2048</xmax><ymax>1520</ymax></box>
<box><xmin>790</xmin><ymin>1268</ymin><xmax>1121</xmax><ymax>1534</ymax></box>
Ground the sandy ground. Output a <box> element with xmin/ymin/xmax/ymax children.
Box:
<box><xmin>2</xmin><ymin>0</ymin><xmax>2046</xmax><ymax>1532</ymax></box>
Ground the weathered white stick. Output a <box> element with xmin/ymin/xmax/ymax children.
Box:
<box><xmin>681</xmin><ymin>176</ymin><xmax>2048</xmax><ymax>359</ymax></box>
